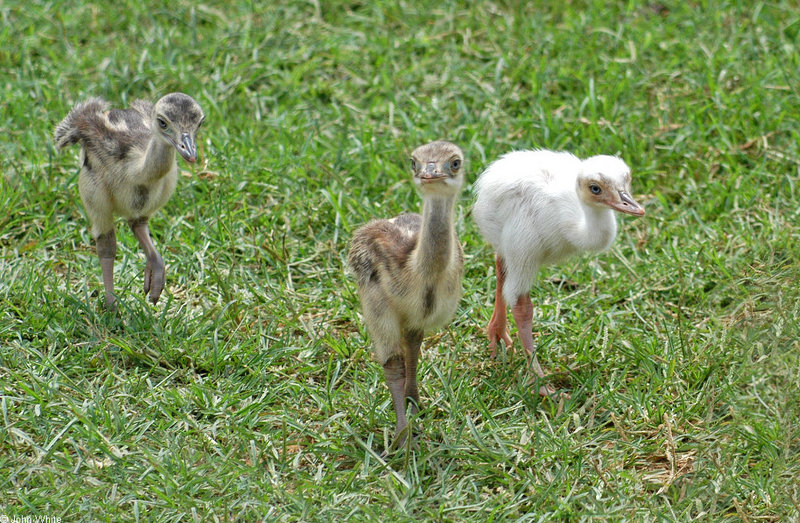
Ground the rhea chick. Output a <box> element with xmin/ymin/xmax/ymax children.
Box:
<box><xmin>54</xmin><ymin>93</ymin><xmax>204</xmax><ymax>307</ymax></box>
<box><xmin>348</xmin><ymin>141</ymin><xmax>465</xmax><ymax>451</ymax></box>
<box><xmin>473</xmin><ymin>150</ymin><xmax>645</xmax><ymax>396</ymax></box>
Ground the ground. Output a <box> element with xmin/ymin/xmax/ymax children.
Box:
<box><xmin>1</xmin><ymin>0</ymin><xmax>799</xmax><ymax>520</ymax></box>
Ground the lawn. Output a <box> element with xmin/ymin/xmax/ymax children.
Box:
<box><xmin>1</xmin><ymin>0</ymin><xmax>799</xmax><ymax>520</ymax></box>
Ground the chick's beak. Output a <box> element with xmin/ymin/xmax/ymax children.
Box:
<box><xmin>177</xmin><ymin>133</ymin><xmax>197</xmax><ymax>163</ymax></box>
<box><xmin>610</xmin><ymin>190</ymin><xmax>645</xmax><ymax>216</ymax></box>
<box><xmin>419</xmin><ymin>162</ymin><xmax>445</xmax><ymax>183</ymax></box>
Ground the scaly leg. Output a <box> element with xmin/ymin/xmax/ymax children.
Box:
<box><xmin>383</xmin><ymin>355</ymin><xmax>409</xmax><ymax>449</ymax></box>
<box><xmin>511</xmin><ymin>294</ymin><xmax>559</xmax><ymax>398</ymax></box>
<box><xmin>487</xmin><ymin>255</ymin><xmax>514</xmax><ymax>357</ymax></box>
<box><xmin>129</xmin><ymin>217</ymin><xmax>165</xmax><ymax>304</ymax></box>
<box><xmin>403</xmin><ymin>329</ymin><xmax>423</xmax><ymax>418</ymax></box>
<box><xmin>383</xmin><ymin>329</ymin><xmax>424</xmax><ymax>452</ymax></box>
<box><xmin>95</xmin><ymin>230</ymin><xmax>117</xmax><ymax>309</ymax></box>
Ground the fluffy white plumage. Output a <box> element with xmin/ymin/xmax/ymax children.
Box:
<box><xmin>474</xmin><ymin>150</ymin><xmax>643</xmax><ymax>304</ymax></box>
<box><xmin>472</xmin><ymin>149</ymin><xmax>645</xmax><ymax>396</ymax></box>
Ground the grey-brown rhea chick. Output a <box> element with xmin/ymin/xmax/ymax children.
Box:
<box><xmin>54</xmin><ymin>92</ymin><xmax>204</xmax><ymax>307</ymax></box>
<box><xmin>348</xmin><ymin>140</ymin><xmax>465</xmax><ymax>451</ymax></box>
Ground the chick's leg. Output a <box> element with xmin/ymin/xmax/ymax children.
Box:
<box><xmin>487</xmin><ymin>255</ymin><xmax>514</xmax><ymax>357</ymax></box>
<box><xmin>95</xmin><ymin>230</ymin><xmax>117</xmax><ymax>309</ymax></box>
<box><xmin>129</xmin><ymin>217</ymin><xmax>165</xmax><ymax>304</ymax></box>
<box><xmin>383</xmin><ymin>355</ymin><xmax>408</xmax><ymax>449</ymax></box>
<box><xmin>403</xmin><ymin>330</ymin><xmax>423</xmax><ymax>417</ymax></box>
<box><xmin>511</xmin><ymin>294</ymin><xmax>558</xmax><ymax>397</ymax></box>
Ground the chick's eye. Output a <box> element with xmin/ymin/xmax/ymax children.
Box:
<box><xmin>590</xmin><ymin>184</ymin><xmax>602</xmax><ymax>194</ymax></box>
<box><xmin>410</xmin><ymin>159</ymin><xmax>417</xmax><ymax>171</ymax></box>
<box><xmin>451</xmin><ymin>159</ymin><xmax>461</xmax><ymax>171</ymax></box>
<box><xmin>157</xmin><ymin>117</ymin><xmax>168</xmax><ymax>129</ymax></box>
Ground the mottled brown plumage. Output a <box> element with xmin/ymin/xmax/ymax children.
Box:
<box><xmin>348</xmin><ymin>140</ymin><xmax>465</xmax><ymax>451</ymax></box>
<box><xmin>54</xmin><ymin>93</ymin><xmax>204</xmax><ymax>307</ymax></box>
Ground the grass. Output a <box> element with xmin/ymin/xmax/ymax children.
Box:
<box><xmin>1</xmin><ymin>0</ymin><xmax>799</xmax><ymax>520</ymax></box>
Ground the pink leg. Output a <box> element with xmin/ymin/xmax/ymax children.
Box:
<box><xmin>511</xmin><ymin>294</ymin><xmax>561</xmax><ymax>398</ymax></box>
<box><xmin>487</xmin><ymin>255</ymin><xmax>514</xmax><ymax>357</ymax></box>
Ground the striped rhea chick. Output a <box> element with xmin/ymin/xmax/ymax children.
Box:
<box><xmin>54</xmin><ymin>93</ymin><xmax>204</xmax><ymax>308</ymax></box>
<box><xmin>348</xmin><ymin>141</ymin><xmax>465</xmax><ymax>451</ymax></box>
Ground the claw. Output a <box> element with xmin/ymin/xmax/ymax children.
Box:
<box><xmin>104</xmin><ymin>293</ymin><xmax>118</xmax><ymax>311</ymax></box>
<box><xmin>530</xmin><ymin>359</ymin><xmax>571</xmax><ymax>403</ymax></box>
<box><xmin>487</xmin><ymin>323</ymin><xmax>514</xmax><ymax>358</ymax></box>
<box><xmin>535</xmin><ymin>383</ymin><xmax>571</xmax><ymax>415</ymax></box>
<box><xmin>143</xmin><ymin>267</ymin><xmax>151</xmax><ymax>295</ymax></box>
<box><xmin>129</xmin><ymin>218</ymin><xmax>165</xmax><ymax>306</ymax></box>
<box><xmin>390</xmin><ymin>428</ymin><xmax>420</xmax><ymax>454</ymax></box>
<box><xmin>144</xmin><ymin>254</ymin><xmax>165</xmax><ymax>304</ymax></box>
<box><xmin>535</xmin><ymin>382</ymin><xmax>558</xmax><ymax>398</ymax></box>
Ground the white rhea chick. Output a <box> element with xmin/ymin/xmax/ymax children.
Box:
<box><xmin>348</xmin><ymin>141</ymin><xmax>465</xmax><ymax>451</ymax></box>
<box><xmin>473</xmin><ymin>150</ymin><xmax>645</xmax><ymax>396</ymax></box>
<box><xmin>54</xmin><ymin>93</ymin><xmax>204</xmax><ymax>308</ymax></box>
